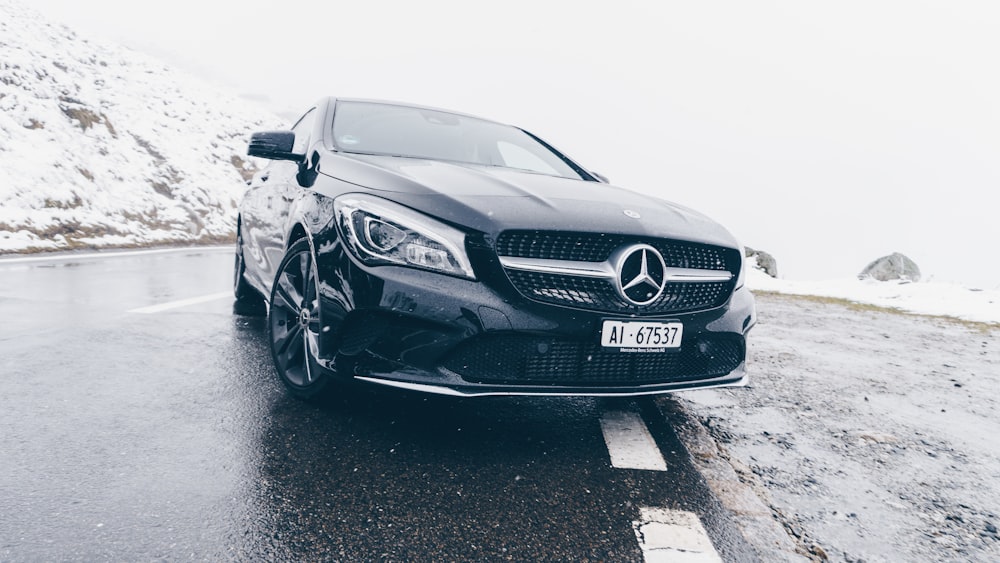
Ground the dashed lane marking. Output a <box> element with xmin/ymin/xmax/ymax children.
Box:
<box><xmin>128</xmin><ymin>291</ymin><xmax>232</xmax><ymax>314</ymax></box>
<box><xmin>633</xmin><ymin>507</ymin><xmax>722</xmax><ymax>563</ymax></box>
<box><xmin>600</xmin><ymin>410</ymin><xmax>668</xmax><ymax>471</ymax></box>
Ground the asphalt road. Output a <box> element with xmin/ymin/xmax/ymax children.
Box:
<box><xmin>0</xmin><ymin>247</ymin><xmax>755</xmax><ymax>561</ymax></box>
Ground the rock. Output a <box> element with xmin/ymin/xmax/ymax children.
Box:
<box><xmin>745</xmin><ymin>246</ymin><xmax>778</xmax><ymax>278</ymax></box>
<box><xmin>859</xmin><ymin>252</ymin><xmax>921</xmax><ymax>282</ymax></box>
<box><xmin>809</xmin><ymin>544</ymin><xmax>828</xmax><ymax>560</ymax></box>
<box><xmin>853</xmin><ymin>431</ymin><xmax>899</xmax><ymax>444</ymax></box>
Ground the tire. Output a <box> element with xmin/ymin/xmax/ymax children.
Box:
<box><xmin>233</xmin><ymin>228</ymin><xmax>266</xmax><ymax>316</ymax></box>
<box><xmin>268</xmin><ymin>238</ymin><xmax>335</xmax><ymax>400</ymax></box>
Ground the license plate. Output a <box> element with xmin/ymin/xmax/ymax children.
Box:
<box><xmin>601</xmin><ymin>320</ymin><xmax>683</xmax><ymax>352</ymax></box>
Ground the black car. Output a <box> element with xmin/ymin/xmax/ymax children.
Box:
<box><xmin>235</xmin><ymin>98</ymin><xmax>755</xmax><ymax>399</ymax></box>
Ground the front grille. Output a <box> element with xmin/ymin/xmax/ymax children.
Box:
<box><xmin>504</xmin><ymin>270</ymin><xmax>730</xmax><ymax>313</ymax></box>
<box><xmin>496</xmin><ymin>232</ymin><xmax>623</xmax><ymax>262</ymax></box>
<box><xmin>495</xmin><ymin>231</ymin><xmax>739</xmax><ymax>315</ymax></box>
<box><xmin>442</xmin><ymin>333</ymin><xmax>744</xmax><ymax>386</ymax></box>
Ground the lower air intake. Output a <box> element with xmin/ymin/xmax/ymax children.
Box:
<box><xmin>442</xmin><ymin>333</ymin><xmax>744</xmax><ymax>386</ymax></box>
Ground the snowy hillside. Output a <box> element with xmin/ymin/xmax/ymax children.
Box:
<box><xmin>746</xmin><ymin>270</ymin><xmax>1000</xmax><ymax>325</ymax></box>
<box><xmin>0</xmin><ymin>0</ymin><xmax>282</xmax><ymax>252</ymax></box>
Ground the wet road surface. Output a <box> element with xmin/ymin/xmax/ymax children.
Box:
<box><xmin>0</xmin><ymin>247</ymin><xmax>755</xmax><ymax>561</ymax></box>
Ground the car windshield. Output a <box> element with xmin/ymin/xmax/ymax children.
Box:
<box><xmin>331</xmin><ymin>101</ymin><xmax>585</xmax><ymax>180</ymax></box>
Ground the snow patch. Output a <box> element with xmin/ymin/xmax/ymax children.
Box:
<box><xmin>0</xmin><ymin>0</ymin><xmax>282</xmax><ymax>252</ymax></box>
<box><xmin>747</xmin><ymin>268</ymin><xmax>1000</xmax><ymax>325</ymax></box>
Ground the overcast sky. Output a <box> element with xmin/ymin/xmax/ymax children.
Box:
<box><xmin>29</xmin><ymin>0</ymin><xmax>1000</xmax><ymax>287</ymax></box>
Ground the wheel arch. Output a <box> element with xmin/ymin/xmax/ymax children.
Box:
<box><xmin>283</xmin><ymin>188</ymin><xmax>348</xmax><ymax>363</ymax></box>
<box><xmin>287</xmin><ymin>223</ymin><xmax>308</xmax><ymax>246</ymax></box>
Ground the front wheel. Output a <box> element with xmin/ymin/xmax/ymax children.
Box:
<box><xmin>268</xmin><ymin>239</ymin><xmax>335</xmax><ymax>400</ymax></box>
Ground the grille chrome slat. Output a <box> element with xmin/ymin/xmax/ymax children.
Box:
<box><xmin>499</xmin><ymin>256</ymin><xmax>732</xmax><ymax>283</ymax></box>
<box><xmin>499</xmin><ymin>256</ymin><xmax>615</xmax><ymax>278</ymax></box>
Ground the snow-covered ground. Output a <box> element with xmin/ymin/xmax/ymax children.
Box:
<box><xmin>747</xmin><ymin>269</ymin><xmax>1000</xmax><ymax>326</ymax></box>
<box><xmin>0</xmin><ymin>0</ymin><xmax>281</xmax><ymax>253</ymax></box>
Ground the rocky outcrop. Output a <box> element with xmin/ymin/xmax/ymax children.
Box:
<box><xmin>745</xmin><ymin>247</ymin><xmax>778</xmax><ymax>278</ymax></box>
<box><xmin>859</xmin><ymin>252</ymin><xmax>921</xmax><ymax>282</ymax></box>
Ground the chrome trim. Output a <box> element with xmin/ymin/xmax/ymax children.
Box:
<box><xmin>612</xmin><ymin>244</ymin><xmax>667</xmax><ymax>306</ymax></box>
<box><xmin>498</xmin><ymin>256</ymin><xmax>733</xmax><ymax>283</ymax></box>
<box><xmin>662</xmin><ymin>267</ymin><xmax>733</xmax><ymax>282</ymax></box>
<box><xmin>353</xmin><ymin>373</ymin><xmax>748</xmax><ymax>398</ymax></box>
<box><xmin>498</xmin><ymin>256</ymin><xmax>614</xmax><ymax>278</ymax></box>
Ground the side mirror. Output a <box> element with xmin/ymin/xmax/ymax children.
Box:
<box><xmin>247</xmin><ymin>131</ymin><xmax>303</xmax><ymax>162</ymax></box>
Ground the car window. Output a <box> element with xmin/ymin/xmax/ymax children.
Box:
<box><xmin>332</xmin><ymin>101</ymin><xmax>584</xmax><ymax>180</ymax></box>
<box><xmin>496</xmin><ymin>141</ymin><xmax>560</xmax><ymax>175</ymax></box>
<box><xmin>292</xmin><ymin>108</ymin><xmax>316</xmax><ymax>154</ymax></box>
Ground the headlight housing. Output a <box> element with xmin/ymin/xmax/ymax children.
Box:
<box><xmin>334</xmin><ymin>195</ymin><xmax>476</xmax><ymax>280</ymax></box>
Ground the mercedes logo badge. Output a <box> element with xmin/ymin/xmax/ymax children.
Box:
<box><xmin>614</xmin><ymin>244</ymin><xmax>667</xmax><ymax>306</ymax></box>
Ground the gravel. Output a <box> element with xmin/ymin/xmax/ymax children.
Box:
<box><xmin>668</xmin><ymin>291</ymin><xmax>1000</xmax><ymax>562</ymax></box>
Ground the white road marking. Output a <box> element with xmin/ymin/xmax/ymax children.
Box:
<box><xmin>0</xmin><ymin>246</ymin><xmax>230</xmax><ymax>265</ymax></box>
<box><xmin>633</xmin><ymin>507</ymin><xmax>722</xmax><ymax>563</ymax></box>
<box><xmin>128</xmin><ymin>292</ymin><xmax>232</xmax><ymax>314</ymax></box>
<box><xmin>599</xmin><ymin>410</ymin><xmax>668</xmax><ymax>471</ymax></box>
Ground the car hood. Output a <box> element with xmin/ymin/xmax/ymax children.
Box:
<box><xmin>321</xmin><ymin>153</ymin><xmax>740</xmax><ymax>248</ymax></box>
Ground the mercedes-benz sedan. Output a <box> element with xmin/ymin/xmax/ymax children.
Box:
<box><xmin>235</xmin><ymin>98</ymin><xmax>755</xmax><ymax>399</ymax></box>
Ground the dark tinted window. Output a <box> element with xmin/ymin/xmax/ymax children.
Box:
<box><xmin>332</xmin><ymin>101</ymin><xmax>583</xmax><ymax>180</ymax></box>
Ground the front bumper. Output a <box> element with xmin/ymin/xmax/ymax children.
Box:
<box><xmin>315</xmin><ymin>243</ymin><xmax>756</xmax><ymax>397</ymax></box>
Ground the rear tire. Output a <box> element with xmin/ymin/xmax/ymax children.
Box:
<box><xmin>268</xmin><ymin>239</ymin><xmax>336</xmax><ymax>400</ymax></box>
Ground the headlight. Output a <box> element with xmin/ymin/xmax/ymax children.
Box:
<box><xmin>334</xmin><ymin>195</ymin><xmax>476</xmax><ymax>280</ymax></box>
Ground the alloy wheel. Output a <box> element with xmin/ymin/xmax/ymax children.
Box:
<box><xmin>269</xmin><ymin>240</ymin><xmax>323</xmax><ymax>388</ymax></box>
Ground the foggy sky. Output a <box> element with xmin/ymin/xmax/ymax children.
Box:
<box><xmin>27</xmin><ymin>0</ymin><xmax>1000</xmax><ymax>287</ymax></box>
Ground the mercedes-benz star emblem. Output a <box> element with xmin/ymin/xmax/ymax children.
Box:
<box><xmin>614</xmin><ymin>244</ymin><xmax>667</xmax><ymax>306</ymax></box>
